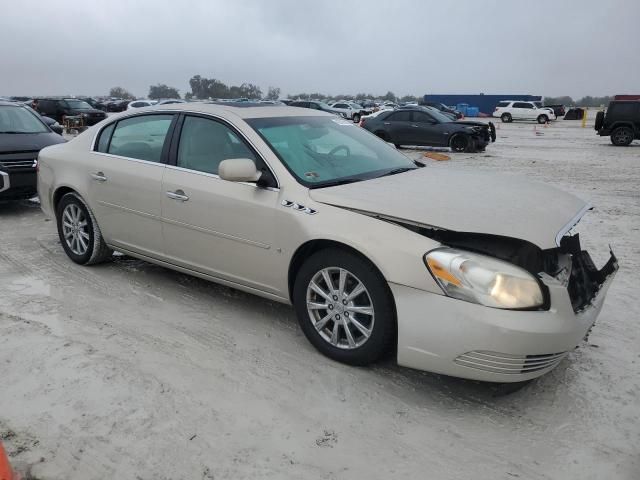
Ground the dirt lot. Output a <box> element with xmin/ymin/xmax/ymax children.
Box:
<box><xmin>1</xmin><ymin>114</ymin><xmax>639</xmax><ymax>480</ymax></box>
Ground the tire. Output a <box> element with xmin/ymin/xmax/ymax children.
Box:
<box><xmin>594</xmin><ymin>111</ymin><xmax>605</xmax><ymax>131</ymax></box>
<box><xmin>450</xmin><ymin>134</ymin><xmax>470</xmax><ymax>152</ymax></box>
<box><xmin>610</xmin><ymin>126</ymin><xmax>634</xmax><ymax>146</ymax></box>
<box><xmin>292</xmin><ymin>248</ymin><xmax>396</xmax><ymax>366</ymax></box>
<box><xmin>488</xmin><ymin>121</ymin><xmax>497</xmax><ymax>142</ymax></box>
<box><xmin>352</xmin><ymin>113</ymin><xmax>361</xmax><ymax>123</ymax></box>
<box><xmin>537</xmin><ymin>114</ymin><xmax>548</xmax><ymax>124</ymax></box>
<box><xmin>56</xmin><ymin>192</ymin><xmax>113</xmax><ymax>265</ymax></box>
<box><xmin>501</xmin><ymin>113</ymin><xmax>512</xmax><ymax>123</ymax></box>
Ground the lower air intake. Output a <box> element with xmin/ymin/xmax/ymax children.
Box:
<box><xmin>454</xmin><ymin>350</ymin><xmax>567</xmax><ymax>375</ymax></box>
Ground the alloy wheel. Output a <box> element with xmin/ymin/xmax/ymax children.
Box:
<box><xmin>306</xmin><ymin>267</ymin><xmax>375</xmax><ymax>349</ymax></box>
<box><xmin>61</xmin><ymin>203</ymin><xmax>90</xmax><ymax>256</ymax></box>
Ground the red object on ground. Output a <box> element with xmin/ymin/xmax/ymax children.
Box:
<box><xmin>614</xmin><ymin>94</ymin><xmax>640</xmax><ymax>101</ymax></box>
<box><xmin>0</xmin><ymin>442</ymin><xmax>14</xmax><ymax>480</ymax></box>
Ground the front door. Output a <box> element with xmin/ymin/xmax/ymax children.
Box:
<box><xmin>161</xmin><ymin>114</ymin><xmax>280</xmax><ymax>294</ymax></box>
<box><xmin>86</xmin><ymin>113</ymin><xmax>176</xmax><ymax>257</ymax></box>
<box><xmin>409</xmin><ymin>111</ymin><xmax>443</xmax><ymax>146</ymax></box>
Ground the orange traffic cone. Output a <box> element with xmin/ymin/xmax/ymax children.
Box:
<box><xmin>0</xmin><ymin>442</ymin><xmax>15</xmax><ymax>480</ymax></box>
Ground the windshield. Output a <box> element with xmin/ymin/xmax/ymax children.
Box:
<box><xmin>247</xmin><ymin>116</ymin><xmax>417</xmax><ymax>188</ymax></box>
<box><xmin>64</xmin><ymin>100</ymin><xmax>93</xmax><ymax>109</ymax></box>
<box><xmin>0</xmin><ymin>105</ymin><xmax>48</xmax><ymax>133</ymax></box>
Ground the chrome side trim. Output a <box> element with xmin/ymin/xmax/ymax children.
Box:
<box><xmin>0</xmin><ymin>171</ymin><xmax>9</xmax><ymax>193</ymax></box>
<box><xmin>555</xmin><ymin>204</ymin><xmax>592</xmax><ymax>246</ymax></box>
<box><xmin>97</xmin><ymin>200</ymin><xmax>160</xmax><ymax>220</ymax></box>
<box><xmin>110</xmin><ymin>244</ymin><xmax>290</xmax><ymax>304</ymax></box>
<box><xmin>161</xmin><ymin>216</ymin><xmax>271</xmax><ymax>250</ymax></box>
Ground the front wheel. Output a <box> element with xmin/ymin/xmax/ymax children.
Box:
<box><xmin>611</xmin><ymin>126</ymin><xmax>634</xmax><ymax>146</ymax></box>
<box><xmin>293</xmin><ymin>249</ymin><xmax>396</xmax><ymax>366</ymax></box>
<box><xmin>56</xmin><ymin>192</ymin><xmax>113</xmax><ymax>265</ymax></box>
<box><xmin>450</xmin><ymin>134</ymin><xmax>471</xmax><ymax>152</ymax></box>
<box><xmin>537</xmin><ymin>114</ymin><xmax>548</xmax><ymax>124</ymax></box>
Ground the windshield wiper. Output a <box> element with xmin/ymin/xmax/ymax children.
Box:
<box><xmin>311</xmin><ymin>178</ymin><xmax>364</xmax><ymax>189</ymax></box>
<box><xmin>376</xmin><ymin>167</ymin><xmax>417</xmax><ymax>178</ymax></box>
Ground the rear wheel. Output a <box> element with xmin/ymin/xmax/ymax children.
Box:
<box><xmin>537</xmin><ymin>114</ymin><xmax>548</xmax><ymax>124</ymax></box>
<box><xmin>292</xmin><ymin>249</ymin><xmax>395</xmax><ymax>366</ymax></box>
<box><xmin>352</xmin><ymin>113</ymin><xmax>361</xmax><ymax>123</ymax></box>
<box><xmin>501</xmin><ymin>113</ymin><xmax>512</xmax><ymax>123</ymax></box>
<box><xmin>56</xmin><ymin>192</ymin><xmax>113</xmax><ymax>265</ymax></box>
<box><xmin>611</xmin><ymin>126</ymin><xmax>634</xmax><ymax>146</ymax></box>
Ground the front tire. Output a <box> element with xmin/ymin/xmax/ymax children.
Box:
<box><xmin>537</xmin><ymin>114</ymin><xmax>548</xmax><ymax>124</ymax></box>
<box><xmin>292</xmin><ymin>248</ymin><xmax>395</xmax><ymax>366</ymax></box>
<box><xmin>56</xmin><ymin>192</ymin><xmax>113</xmax><ymax>265</ymax></box>
<box><xmin>450</xmin><ymin>134</ymin><xmax>471</xmax><ymax>152</ymax></box>
<box><xmin>610</xmin><ymin>126</ymin><xmax>634</xmax><ymax>146</ymax></box>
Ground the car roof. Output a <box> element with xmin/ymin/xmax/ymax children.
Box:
<box><xmin>121</xmin><ymin>102</ymin><xmax>332</xmax><ymax>119</ymax></box>
<box><xmin>0</xmin><ymin>100</ymin><xmax>26</xmax><ymax>107</ymax></box>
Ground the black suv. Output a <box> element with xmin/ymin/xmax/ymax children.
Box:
<box><xmin>36</xmin><ymin>98</ymin><xmax>107</xmax><ymax>126</ymax></box>
<box><xmin>595</xmin><ymin>101</ymin><xmax>640</xmax><ymax>146</ymax></box>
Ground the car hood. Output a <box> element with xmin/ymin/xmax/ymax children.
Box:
<box><xmin>0</xmin><ymin>132</ymin><xmax>66</xmax><ymax>153</ymax></box>
<box><xmin>309</xmin><ymin>167</ymin><xmax>588</xmax><ymax>249</ymax></box>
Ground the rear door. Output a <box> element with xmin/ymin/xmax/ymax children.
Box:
<box><xmin>86</xmin><ymin>113</ymin><xmax>176</xmax><ymax>257</ymax></box>
<box><xmin>383</xmin><ymin>111</ymin><xmax>412</xmax><ymax>145</ymax></box>
<box><xmin>161</xmin><ymin>113</ymin><xmax>280</xmax><ymax>294</ymax></box>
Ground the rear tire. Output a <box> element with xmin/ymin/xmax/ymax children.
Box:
<box><xmin>56</xmin><ymin>192</ymin><xmax>113</xmax><ymax>265</ymax></box>
<box><xmin>352</xmin><ymin>113</ymin><xmax>361</xmax><ymax>123</ymax></box>
<box><xmin>537</xmin><ymin>114</ymin><xmax>548</xmax><ymax>124</ymax></box>
<box><xmin>501</xmin><ymin>113</ymin><xmax>512</xmax><ymax>123</ymax></box>
<box><xmin>594</xmin><ymin>111</ymin><xmax>605</xmax><ymax>131</ymax></box>
<box><xmin>610</xmin><ymin>126</ymin><xmax>634</xmax><ymax>146</ymax></box>
<box><xmin>292</xmin><ymin>248</ymin><xmax>396</xmax><ymax>366</ymax></box>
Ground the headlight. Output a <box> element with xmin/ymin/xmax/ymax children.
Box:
<box><xmin>425</xmin><ymin>248</ymin><xmax>544</xmax><ymax>309</ymax></box>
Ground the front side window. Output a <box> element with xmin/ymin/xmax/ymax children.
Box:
<box><xmin>177</xmin><ymin>116</ymin><xmax>256</xmax><ymax>175</ymax></box>
<box><xmin>0</xmin><ymin>106</ymin><xmax>48</xmax><ymax>133</ymax></box>
<box><xmin>513</xmin><ymin>102</ymin><xmax>530</xmax><ymax>109</ymax></box>
<box><xmin>247</xmin><ymin>116</ymin><xmax>417</xmax><ymax>187</ymax></box>
<box><xmin>412</xmin><ymin>112</ymin><xmax>435</xmax><ymax>123</ymax></box>
<box><xmin>107</xmin><ymin>114</ymin><xmax>173</xmax><ymax>162</ymax></box>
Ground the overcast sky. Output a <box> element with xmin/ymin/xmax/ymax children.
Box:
<box><xmin>1</xmin><ymin>0</ymin><xmax>638</xmax><ymax>99</ymax></box>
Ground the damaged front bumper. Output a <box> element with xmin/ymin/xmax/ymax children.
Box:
<box><xmin>392</xmin><ymin>239</ymin><xmax>618</xmax><ymax>383</ymax></box>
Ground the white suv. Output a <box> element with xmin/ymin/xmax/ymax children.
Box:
<box><xmin>493</xmin><ymin>101</ymin><xmax>556</xmax><ymax>124</ymax></box>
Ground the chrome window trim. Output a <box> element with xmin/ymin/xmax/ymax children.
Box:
<box><xmin>165</xmin><ymin>164</ymin><xmax>280</xmax><ymax>192</ymax></box>
<box><xmin>91</xmin><ymin>151</ymin><xmax>166</xmax><ymax>168</ymax></box>
<box><xmin>90</xmin><ymin>109</ymin><xmax>281</xmax><ymax>188</ymax></box>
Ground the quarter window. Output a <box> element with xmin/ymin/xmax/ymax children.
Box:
<box><xmin>107</xmin><ymin>114</ymin><xmax>173</xmax><ymax>162</ymax></box>
<box><xmin>177</xmin><ymin>116</ymin><xmax>257</xmax><ymax>175</ymax></box>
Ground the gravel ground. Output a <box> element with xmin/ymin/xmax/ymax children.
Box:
<box><xmin>1</xmin><ymin>113</ymin><xmax>638</xmax><ymax>479</ymax></box>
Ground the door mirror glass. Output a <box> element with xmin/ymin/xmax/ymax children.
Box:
<box><xmin>218</xmin><ymin>158</ymin><xmax>262</xmax><ymax>183</ymax></box>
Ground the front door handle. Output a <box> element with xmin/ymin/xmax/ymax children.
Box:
<box><xmin>91</xmin><ymin>172</ymin><xmax>107</xmax><ymax>182</ymax></box>
<box><xmin>166</xmin><ymin>189</ymin><xmax>189</xmax><ymax>202</ymax></box>
<box><xmin>410</xmin><ymin>124</ymin><xmax>419</xmax><ymax>128</ymax></box>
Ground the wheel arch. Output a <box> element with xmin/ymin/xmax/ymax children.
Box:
<box><xmin>52</xmin><ymin>185</ymin><xmax>79</xmax><ymax>211</ymax></box>
<box><xmin>287</xmin><ymin>238</ymin><xmax>398</xmax><ymax>345</ymax></box>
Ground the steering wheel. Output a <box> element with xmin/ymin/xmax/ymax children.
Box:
<box><xmin>328</xmin><ymin>145</ymin><xmax>351</xmax><ymax>157</ymax></box>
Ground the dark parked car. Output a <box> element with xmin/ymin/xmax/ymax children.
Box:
<box><xmin>289</xmin><ymin>100</ymin><xmax>347</xmax><ymax>117</ymax></box>
<box><xmin>0</xmin><ymin>101</ymin><xmax>66</xmax><ymax>201</ymax></box>
<box><xmin>421</xmin><ymin>102</ymin><xmax>463</xmax><ymax>119</ymax></box>
<box><xmin>545</xmin><ymin>104</ymin><xmax>566</xmax><ymax>117</ymax></box>
<box><xmin>105</xmin><ymin>99</ymin><xmax>129</xmax><ymax>112</ymax></box>
<box><xmin>78</xmin><ymin>97</ymin><xmax>106</xmax><ymax>111</ymax></box>
<box><xmin>35</xmin><ymin>98</ymin><xmax>107</xmax><ymax>125</ymax></box>
<box><xmin>595</xmin><ymin>100</ymin><xmax>640</xmax><ymax>146</ymax></box>
<box><xmin>362</xmin><ymin>106</ymin><xmax>494</xmax><ymax>152</ymax></box>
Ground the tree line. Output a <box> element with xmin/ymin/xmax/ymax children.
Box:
<box><xmin>109</xmin><ymin>81</ymin><xmax>613</xmax><ymax>106</ymax></box>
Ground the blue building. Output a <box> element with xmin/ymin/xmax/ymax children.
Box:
<box><xmin>423</xmin><ymin>94</ymin><xmax>542</xmax><ymax>115</ymax></box>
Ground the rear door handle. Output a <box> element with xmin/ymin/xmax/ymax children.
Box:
<box><xmin>410</xmin><ymin>124</ymin><xmax>419</xmax><ymax>128</ymax></box>
<box><xmin>166</xmin><ymin>189</ymin><xmax>189</xmax><ymax>202</ymax></box>
<box><xmin>91</xmin><ymin>172</ymin><xmax>107</xmax><ymax>182</ymax></box>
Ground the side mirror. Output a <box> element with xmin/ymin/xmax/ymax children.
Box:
<box><xmin>51</xmin><ymin>124</ymin><xmax>64</xmax><ymax>135</ymax></box>
<box><xmin>218</xmin><ymin>158</ymin><xmax>262</xmax><ymax>183</ymax></box>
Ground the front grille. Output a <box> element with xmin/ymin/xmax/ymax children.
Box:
<box><xmin>454</xmin><ymin>350</ymin><xmax>567</xmax><ymax>374</ymax></box>
<box><xmin>0</xmin><ymin>158</ymin><xmax>37</xmax><ymax>170</ymax></box>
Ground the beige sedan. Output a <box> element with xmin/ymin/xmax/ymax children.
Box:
<box><xmin>37</xmin><ymin>103</ymin><xmax>617</xmax><ymax>383</ymax></box>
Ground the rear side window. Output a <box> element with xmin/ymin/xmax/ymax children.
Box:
<box><xmin>107</xmin><ymin>114</ymin><xmax>173</xmax><ymax>162</ymax></box>
<box><xmin>387</xmin><ymin>111</ymin><xmax>411</xmax><ymax>122</ymax></box>
<box><xmin>177</xmin><ymin>115</ymin><xmax>257</xmax><ymax>175</ymax></box>
<box><xmin>497</xmin><ymin>101</ymin><xmax>510</xmax><ymax>108</ymax></box>
<box><xmin>96</xmin><ymin>123</ymin><xmax>115</xmax><ymax>152</ymax></box>
<box><xmin>609</xmin><ymin>102</ymin><xmax>638</xmax><ymax>117</ymax></box>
